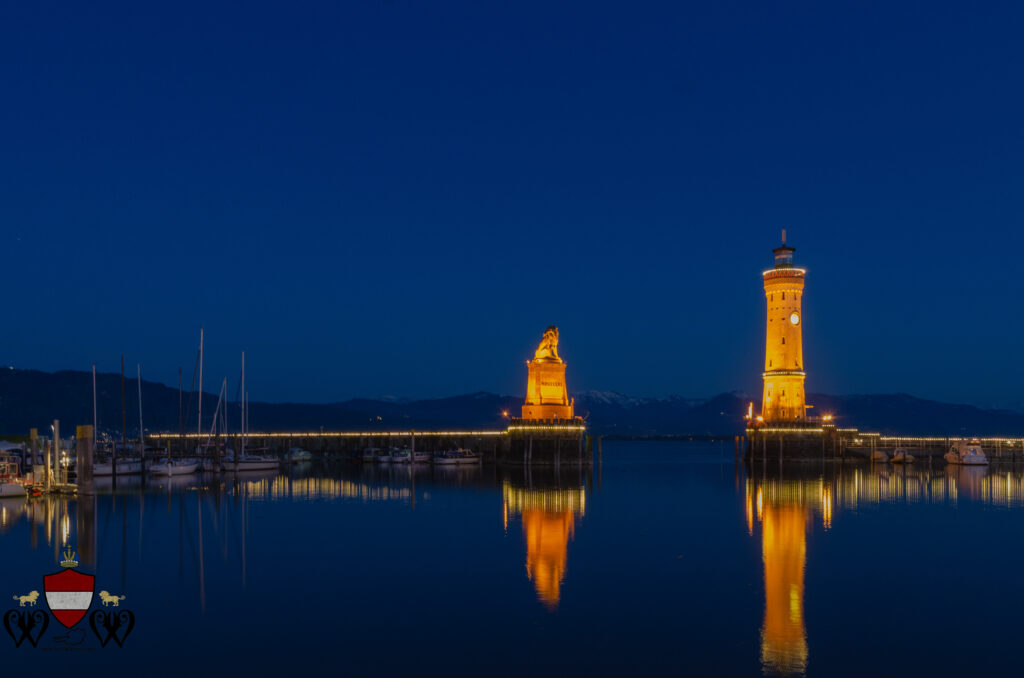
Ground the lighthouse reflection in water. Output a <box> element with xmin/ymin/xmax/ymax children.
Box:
<box><xmin>7</xmin><ymin>443</ymin><xmax>1024</xmax><ymax>676</ymax></box>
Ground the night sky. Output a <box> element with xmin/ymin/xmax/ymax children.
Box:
<box><xmin>3</xmin><ymin>2</ymin><xmax>1023</xmax><ymax>407</ymax></box>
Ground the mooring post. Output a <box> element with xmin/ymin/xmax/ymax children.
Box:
<box><xmin>76</xmin><ymin>425</ymin><xmax>94</xmax><ymax>496</ymax></box>
<box><xmin>29</xmin><ymin>428</ymin><xmax>38</xmax><ymax>484</ymax></box>
<box><xmin>49</xmin><ymin>419</ymin><xmax>58</xmax><ymax>491</ymax></box>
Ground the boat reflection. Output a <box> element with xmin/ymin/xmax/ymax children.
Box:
<box><xmin>502</xmin><ymin>469</ymin><xmax>586</xmax><ymax>610</ymax></box>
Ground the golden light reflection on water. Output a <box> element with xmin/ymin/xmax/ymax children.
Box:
<box><xmin>746</xmin><ymin>463</ymin><xmax>1024</xmax><ymax>676</ymax></box>
<box><xmin>503</xmin><ymin>481</ymin><xmax>585</xmax><ymax>610</ymax></box>
<box><xmin>748</xmin><ymin>485</ymin><xmax>808</xmax><ymax>676</ymax></box>
<box><xmin>252</xmin><ymin>475</ymin><xmax>413</xmax><ymax>503</ymax></box>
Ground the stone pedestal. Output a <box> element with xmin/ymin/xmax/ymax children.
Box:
<box><xmin>522</xmin><ymin>360</ymin><xmax>573</xmax><ymax>420</ymax></box>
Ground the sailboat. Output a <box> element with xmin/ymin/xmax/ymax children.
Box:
<box><xmin>223</xmin><ymin>353</ymin><xmax>280</xmax><ymax>473</ymax></box>
<box><xmin>93</xmin><ymin>458</ymin><xmax>144</xmax><ymax>476</ymax></box>
<box><xmin>149</xmin><ymin>458</ymin><xmax>200</xmax><ymax>475</ymax></box>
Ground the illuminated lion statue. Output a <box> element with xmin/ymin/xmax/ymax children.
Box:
<box><xmin>533</xmin><ymin>326</ymin><xmax>561</xmax><ymax>362</ymax></box>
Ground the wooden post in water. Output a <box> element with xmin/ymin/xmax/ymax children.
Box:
<box><xmin>76</xmin><ymin>425</ymin><xmax>94</xmax><ymax>495</ymax></box>
<box><xmin>29</xmin><ymin>429</ymin><xmax>38</xmax><ymax>484</ymax></box>
<box><xmin>48</xmin><ymin>420</ymin><xmax>57</xmax><ymax>492</ymax></box>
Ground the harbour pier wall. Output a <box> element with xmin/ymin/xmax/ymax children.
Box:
<box><xmin>149</xmin><ymin>421</ymin><xmax>591</xmax><ymax>466</ymax></box>
<box><xmin>746</xmin><ymin>424</ymin><xmax>1024</xmax><ymax>463</ymax></box>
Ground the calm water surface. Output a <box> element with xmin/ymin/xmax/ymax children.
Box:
<box><xmin>3</xmin><ymin>441</ymin><xmax>1023</xmax><ymax>676</ymax></box>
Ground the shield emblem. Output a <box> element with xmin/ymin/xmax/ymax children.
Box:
<box><xmin>43</xmin><ymin>569</ymin><xmax>95</xmax><ymax>628</ymax></box>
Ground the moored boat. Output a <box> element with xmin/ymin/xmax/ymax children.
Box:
<box><xmin>0</xmin><ymin>457</ymin><xmax>27</xmax><ymax>497</ymax></box>
<box><xmin>944</xmin><ymin>440</ymin><xmax>988</xmax><ymax>466</ymax></box>
<box><xmin>391</xmin><ymin>449</ymin><xmax>412</xmax><ymax>464</ymax></box>
<box><xmin>287</xmin><ymin>448</ymin><xmax>313</xmax><ymax>464</ymax></box>
<box><xmin>434</xmin><ymin>450</ymin><xmax>461</xmax><ymax>465</ymax></box>
<box><xmin>435</xmin><ymin>449</ymin><xmax>480</xmax><ymax>465</ymax></box>
<box><xmin>362</xmin><ymin>448</ymin><xmax>380</xmax><ymax>463</ymax></box>
<box><xmin>222</xmin><ymin>455</ymin><xmax>280</xmax><ymax>472</ymax></box>
<box><xmin>148</xmin><ymin>459</ymin><xmax>200</xmax><ymax>476</ymax></box>
<box><xmin>93</xmin><ymin>458</ymin><xmax>144</xmax><ymax>476</ymax></box>
<box><xmin>891</xmin><ymin>448</ymin><xmax>915</xmax><ymax>464</ymax></box>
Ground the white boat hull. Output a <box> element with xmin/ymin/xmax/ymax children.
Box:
<box><xmin>223</xmin><ymin>460</ymin><xmax>280</xmax><ymax>472</ymax></box>
<box><xmin>149</xmin><ymin>462</ymin><xmax>200</xmax><ymax>476</ymax></box>
<box><xmin>93</xmin><ymin>461</ymin><xmax>144</xmax><ymax>476</ymax></box>
<box><xmin>0</xmin><ymin>482</ymin><xmax>27</xmax><ymax>497</ymax></box>
<box><xmin>945</xmin><ymin>452</ymin><xmax>988</xmax><ymax>466</ymax></box>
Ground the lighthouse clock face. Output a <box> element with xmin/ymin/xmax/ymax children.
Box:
<box><xmin>790</xmin><ymin>312</ymin><xmax>800</xmax><ymax>326</ymax></box>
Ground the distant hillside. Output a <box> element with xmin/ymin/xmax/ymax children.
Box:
<box><xmin>0</xmin><ymin>368</ymin><xmax>1022</xmax><ymax>438</ymax></box>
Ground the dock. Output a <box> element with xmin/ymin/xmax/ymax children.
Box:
<box><xmin>746</xmin><ymin>423</ymin><xmax>1024</xmax><ymax>463</ymax></box>
<box><xmin>148</xmin><ymin>420</ymin><xmax>591</xmax><ymax>466</ymax></box>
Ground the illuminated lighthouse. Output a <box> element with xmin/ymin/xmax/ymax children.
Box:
<box><xmin>761</xmin><ymin>231</ymin><xmax>807</xmax><ymax>422</ymax></box>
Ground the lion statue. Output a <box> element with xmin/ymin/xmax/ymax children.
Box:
<box><xmin>533</xmin><ymin>326</ymin><xmax>561</xmax><ymax>362</ymax></box>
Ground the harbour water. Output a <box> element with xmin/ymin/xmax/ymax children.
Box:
<box><xmin>3</xmin><ymin>440</ymin><xmax>1024</xmax><ymax>675</ymax></box>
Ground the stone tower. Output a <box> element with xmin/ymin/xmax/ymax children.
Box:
<box><xmin>761</xmin><ymin>232</ymin><xmax>806</xmax><ymax>422</ymax></box>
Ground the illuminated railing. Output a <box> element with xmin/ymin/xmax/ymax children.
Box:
<box><xmin>149</xmin><ymin>430</ymin><xmax>508</xmax><ymax>439</ymax></box>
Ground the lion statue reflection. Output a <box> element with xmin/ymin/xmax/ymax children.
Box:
<box><xmin>533</xmin><ymin>326</ymin><xmax>561</xmax><ymax>362</ymax></box>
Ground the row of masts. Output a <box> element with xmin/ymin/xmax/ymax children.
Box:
<box><xmin>88</xmin><ymin>327</ymin><xmax>252</xmax><ymax>479</ymax></box>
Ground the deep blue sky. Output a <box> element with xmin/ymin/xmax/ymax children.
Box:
<box><xmin>3</xmin><ymin>1</ymin><xmax>1023</xmax><ymax>407</ymax></box>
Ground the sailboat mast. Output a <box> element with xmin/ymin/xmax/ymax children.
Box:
<box><xmin>137</xmin><ymin>365</ymin><xmax>144</xmax><ymax>458</ymax></box>
<box><xmin>119</xmin><ymin>355</ymin><xmax>125</xmax><ymax>480</ymax></box>
<box><xmin>241</xmin><ymin>351</ymin><xmax>245</xmax><ymax>458</ymax></box>
<box><xmin>92</xmin><ymin>364</ymin><xmax>97</xmax><ymax>449</ymax></box>
<box><xmin>198</xmin><ymin>328</ymin><xmax>204</xmax><ymax>438</ymax></box>
<box><xmin>178</xmin><ymin>366</ymin><xmax>183</xmax><ymax>455</ymax></box>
